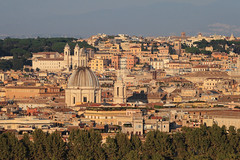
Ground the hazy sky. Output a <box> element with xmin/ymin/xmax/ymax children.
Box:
<box><xmin>0</xmin><ymin>0</ymin><xmax>240</xmax><ymax>38</ymax></box>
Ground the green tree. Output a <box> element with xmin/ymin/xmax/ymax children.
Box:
<box><xmin>130</xmin><ymin>134</ymin><xmax>142</xmax><ymax>151</ymax></box>
<box><xmin>143</xmin><ymin>131</ymin><xmax>173</xmax><ymax>159</ymax></box>
<box><xmin>104</xmin><ymin>133</ymin><xmax>132</xmax><ymax>160</ymax></box>
<box><xmin>194</xmin><ymin>39</ymin><xmax>209</xmax><ymax>49</ymax></box>
<box><xmin>0</xmin><ymin>132</ymin><xmax>27</xmax><ymax>160</ymax></box>
<box><xmin>68</xmin><ymin>129</ymin><xmax>105</xmax><ymax>160</ymax></box>
<box><xmin>115</xmin><ymin>133</ymin><xmax>132</xmax><ymax>159</ymax></box>
<box><xmin>185</xmin><ymin>47</ymin><xmax>200</xmax><ymax>54</ymax></box>
<box><xmin>104</xmin><ymin>137</ymin><xmax>118</xmax><ymax>160</ymax></box>
<box><xmin>20</xmin><ymin>133</ymin><xmax>33</xmax><ymax>159</ymax></box>
<box><xmin>0</xmin><ymin>60</ymin><xmax>12</xmax><ymax>71</ymax></box>
<box><xmin>32</xmin><ymin>129</ymin><xmax>48</xmax><ymax>160</ymax></box>
<box><xmin>123</xmin><ymin>150</ymin><xmax>141</xmax><ymax>160</ymax></box>
<box><xmin>46</xmin><ymin>131</ymin><xmax>66</xmax><ymax>160</ymax></box>
<box><xmin>172</xmin><ymin>132</ymin><xmax>188</xmax><ymax>159</ymax></box>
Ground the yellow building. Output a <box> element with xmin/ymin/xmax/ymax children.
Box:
<box><xmin>173</xmin><ymin>95</ymin><xmax>182</xmax><ymax>103</ymax></box>
<box><xmin>204</xmin><ymin>117</ymin><xmax>240</xmax><ymax>130</ymax></box>
<box><xmin>94</xmin><ymin>53</ymin><xmax>112</xmax><ymax>60</ymax></box>
<box><xmin>109</xmin><ymin>44</ymin><xmax>122</xmax><ymax>53</ymax></box>
<box><xmin>89</xmin><ymin>58</ymin><xmax>108</xmax><ymax>72</ymax></box>
<box><xmin>83</xmin><ymin>109</ymin><xmax>142</xmax><ymax>126</ymax></box>
<box><xmin>0</xmin><ymin>116</ymin><xmax>52</xmax><ymax>131</ymax></box>
<box><xmin>5</xmin><ymin>86</ymin><xmax>46</xmax><ymax>99</ymax></box>
<box><xmin>0</xmin><ymin>72</ymin><xmax>7</xmax><ymax>82</ymax></box>
<box><xmin>203</xmin><ymin>78</ymin><xmax>223</xmax><ymax>90</ymax></box>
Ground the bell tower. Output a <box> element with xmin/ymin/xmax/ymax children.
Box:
<box><xmin>64</xmin><ymin>43</ymin><xmax>70</xmax><ymax>70</ymax></box>
<box><xmin>113</xmin><ymin>70</ymin><xmax>127</xmax><ymax>104</ymax></box>
<box><xmin>174</xmin><ymin>40</ymin><xmax>181</xmax><ymax>55</ymax></box>
<box><xmin>74</xmin><ymin>44</ymin><xmax>80</xmax><ymax>69</ymax></box>
<box><xmin>79</xmin><ymin>47</ymin><xmax>88</xmax><ymax>67</ymax></box>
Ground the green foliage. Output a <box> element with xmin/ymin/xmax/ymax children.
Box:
<box><xmin>68</xmin><ymin>129</ymin><xmax>105</xmax><ymax>160</ymax></box>
<box><xmin>200</xmin><ymin>50</ymin><xmax>212</xmax><ymax>55</ymax></box>
<box><xmin>0</xmin><ymin>132</ymin><xmax>27</xmax><ymax>160</ymax></box>
<box><xmin>21</xmin><ymin>134</ymin><xmax>33</xmax><ymax>159</ymax></box>
<box><xmin>32</xmin><ymin>129</ymin><xmax>48</xmax><ymax>159</ymax></box>
<box><xmin>169</xmin><ymin>45</ymin><xmax>176</xmax><ymax>55</ymax></box>
<box><xmin>123</xmin><ymin>150</ymin><xmax>141</xmax><ymax>160</ymax></box>
<box><xmin>0</xmin><ymin>60</ymin><xmax>12</xmax><ymax>71</ymax></box>
<box><xmin>46</xmin><ymin>132</ymin><xmax>66</xmax><ymax>160</ymax></box>
<box><xmin>194</xmin><ymin>39</ymin><xmax>209</xmax><ymax>49</ymax></box>
<box><xmin>154</xmin><ymin>105</ymin><xmax>164</xmax><ymax>109</ymax></box>
<box><xmin>104</xmin><ymin>133</ymin><xmax>132</xmax><ymax>160</ymax></box>
<box><xmin>193</xmin><ymin>39</ymin><xmax>236</xmax><ymax>53</ymax></box>
<box><xmin>0</xmin><ymin>126</ymin><xmax>240</xmax><ymax>160</ymax></box>
<box><xmin>143</xmin><ymin>130</ymin><xmax>174</xmax><ymax>159</ymax></box>
<box><xmin>185</xmin><ymin>47</ymin><xmax>201</xmax><ymax>54</ymax></box>
<box><xmin>130</xmin><ymin>135</ymin><xmax>142</xmax><ymax>150</ymax></box>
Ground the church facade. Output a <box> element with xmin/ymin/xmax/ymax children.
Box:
<box><xmin>65</xmin><ymin>67</ymin><xmax>101</xmax><ymax>106</ymax></box>
<box><xmin>32</xmin><ymin>44</ymin><xmax>94</xmax><ymax>72</ymax></box>
<box><xmin>65</xmin><ymin>45</ymin><xmax>101</xmax><ymax>106</ymax></box>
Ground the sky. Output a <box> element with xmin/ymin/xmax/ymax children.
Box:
<box><xmin>0</xmin><ymin>0</ymin><xmax>240</xmax><ymax>38</ymax></box>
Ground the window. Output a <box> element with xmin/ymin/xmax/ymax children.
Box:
<box><xmin>117</xmin><ymin>87</ymin><xmax>119</xmax><ymax>96</ymax></box>
<box><xmin>73</xmin><ymin>97</ymin><xmax>75</xmax><ymax>104</ymax></box>
<box><xmin>83</xmin><ymin>97</ymin><xmax>87</xmax><ymax>102</ymax></box>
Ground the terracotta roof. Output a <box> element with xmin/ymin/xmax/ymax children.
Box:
<box><xmin>160</xmin><ymin>77</ymin><xmax>191</xmax><ymax>83</ymax></box>
<box><xmin>33</xmin><ymin>52</ymin><xmax>59</xmax><ymax>55</ymax></box>
<box><xmin>37</xmin><ymin>58</ymin><xmax>64</xmax><ymax>61</ymax></box>
<box><xmin>218</xmin><ymin>95</ymin><xmax>240</xmax><ymax>103</ymax></box>
<box><xmin>130</xmin><ymin>46</ymin><xmax>140</xmax><ymax>48</ymax></box>
<box><xmin>151</xmin><ymin>116</ymin><xmax>163</xmax><ymax>119</ymax></box>
<box><xmin>212</xmin><ymin>52</ymin><xmax>228</xmax><ymax>56</ymax></box>
<box><xmin>192</xmin><ymin>65</ymin><xmax>209</xmax><ymax>68</ymax></box>
<box><xmin>184</xmin><ymin>71</ymin><xmax>229</xmax><ymax>78</ymax></box>
<box><xmin>5</xmin><ymin>86</ymin><xmax>44</xmax><ymax>89</ymax></box>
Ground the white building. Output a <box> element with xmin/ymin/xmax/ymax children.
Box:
<box><xmin>150</xmin><ymin>60</ymin><xmax>164</xmax><ymax>70</ymax></box>
<box><xmin>32</xmin><ymin>44</ymin><xmax>94</xmax><ymax>72</ymax></box>
<box><xmin>65</xmin><ymin>57</ymin><xmax>101</xmax><ymax>106</ymax></box>
<box><xmin>119</xmin><ymin>57</ymin><xmax>127</xmax><ymax>69</ymax></box>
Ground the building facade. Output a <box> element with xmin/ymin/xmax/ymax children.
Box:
<box><xmin>32</xmin><ymin>44</ymin><xmax>93</xmax><ymax>72</ymax></box>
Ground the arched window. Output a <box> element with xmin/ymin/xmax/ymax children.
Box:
<box><xmin>83</xmin><ymin>97</ymin><xmax>87</xmax><ymax>102</ymax></box>
<box><xmin>73</xmin><ymin>97</ymin><xmax>75</xmax><ymax>104</ymax></box>
<box><xmin>117</xmin><ymin>87</ymin><xmax>119</xmax><ymax>96</ymax></box>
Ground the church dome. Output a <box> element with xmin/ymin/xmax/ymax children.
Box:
<box><xmin>67</xmin><ymin>67</ymin><xmax>100</xmax><ymax>88</ymax></box>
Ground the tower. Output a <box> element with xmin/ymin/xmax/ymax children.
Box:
<box><xmin>173</xmin><ymin>40</ymin><xmax>181</xmax><ymax>55</ymax></box>
<box><xmin>79</xmin><ymin>47</ymin><xmax>88</xmax><ymax>67</ymax></box>
<box><xmin>64</xmin><ymin>43</ymin><xmax>70</xmax><ymax>70</ymax></box>
<box><xmin>113</xmin><ymin>70</ymin><xmax>127</xmax><ymax>104</ymax></box>
<box><xmin>181</xmin><ymin>32</ymin><xmax>186</xmax><ymax>38</ymax></box>
<box><xmin>229</xmin><ymin>33</ymin><xmax>236</xmax><ymax>41</ymax></box>
<box><xmin>73</xmin><ymin>44</ymin><xmax>80</xmax><ymax>69</ymax></box>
